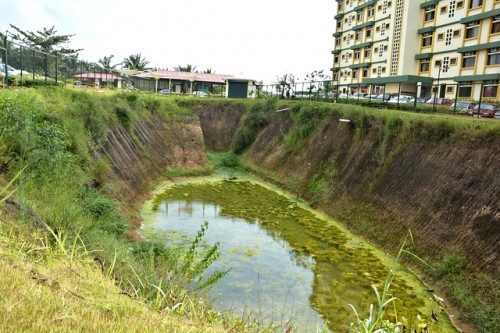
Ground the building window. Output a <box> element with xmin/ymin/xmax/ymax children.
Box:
<box><xmin>352</xmin><ymin>70</ymin><xmax>359</xmax><ymax>79</ymax></box>
<box><xmin>445</xmin><ymin>29</ymin><xmax>453</xmax><ymax>45</ymax></box>
<box><xmin>420</xmin><ymin>58</ymin><xmax>430</xmax><ymax>72</ymax></box>
<box><xmin>449</xmin><ymin>0</ymin><xmax>456</xmax><ymax>18</ymax></box>
<box><xmin>453</xmin><ymin>29</ymin><xmax>461</xmax><ymax>37</ymax></box>
<box><xmin>438</xmin><ymin>33</ymin><xmax>444</xmax><ymax>41</ymax></box>
<box><xmin>368</xmin><ymin>5</ymin><xmax>375</xmax><ymax>17</ymax></box>
<box><xmin>354</xmin><ymin>50</ymin><xmax>361</xmax><ymax>59</ymax></box>
<box><xmin>487</xmin><ymin>48</ymin><xmax>500</xmax><ymax>65</ymax></box>
<box><xmin>334</xmin><ymin>55</ymin><xmax>339</xmax><ymax>64</ymax></box>
<box><xmin>336</xmin><ymin>38</ymin><xmax>341</xmax><ymax>46</ymax></box>
<box><xmin>446</xmin><ymin>86</ymin><xmax>455</xmax><ymax>94</ymax></box>
<box><xmin>462</xmin><ymin>51</ymin><xmax>476</xmax><ymax>68</ymax></box>
<box><xmin>337</xmin><ymin>21</ymin><xmax>342</xmax><ymax>29</ymax></box>
<box><xmin>366</xmin><ymin>26</ymin><xmax>373</xmax><ymax>38</ymax></box>
<box><xmin>469</xmin><ymin>0</ymin><xmax>483</xmax><ymax>9</ymax></box>
<box><xmin>425</xmin><ymin>5</ymin><xmax>436</xmax><ymax>21</ymax></box>
<box><xmin>355</xmin><ymin>30</ymin><xmax>362</xmax><ymax>40</ymax></box>
<box><xmin>440</xmin><ymin>6</ymin><xmax>447</xmax><ymax>14</ymax></box>
<box><xmin>338</xmin><ymin>2</ymin><xmax>343</xmax><ymax>11</ymax></box>
<box><xmin>483</xmin><ymin>81</ymin><xmax>498</xmax><ymax>98</ymax></box>
<box><xmin>450</xmin><ymin>57</ymin><xmax>458</xmax><ymax>66</ymax></box>
<box><xmin>422</xmin><ymin>32</ymin><xmax>433</xmax><ymax>47</ymax></box>
<box><xmin>465</xmin><ymin>20</ymin><xmax>480</xmax><ymax>39</ymax></box>
<box><xmin>457</xmin><ymin>1</ymin><xmax>464</xmax><ymax>8</ymax></box>
<box><xmin>492</xmin><ymin>15</ymin><xmax>500</xmax><ymax>34</ymax></box>
<box><xmin>357</xmin><ymin>11</ymin><xmax>363</xmax><ymax>21</ymax></box>
<box><xmin>363</xmin><ymin>68</ymin><xmax>369</xmax><ymax>77</ymax></box>
<box><xmin>364</xmin><ymin>47</ymin><xmax>371</xmax><ymax>58</ymax></box>
<box><xmin>458</xmin><ymin>81</ymin><xmax>472</xmax><ymax>97</ymax></box>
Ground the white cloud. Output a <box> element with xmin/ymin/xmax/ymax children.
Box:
<box><xmin>2</xmin><ymin>0</ymin><xmax>334</xmax><ymax>84</ymax></box>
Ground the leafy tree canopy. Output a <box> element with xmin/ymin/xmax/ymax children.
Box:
<box><xmin>174</xmin><ymin>64</ymin><xmax>197</xmax><ymax>72</ymax></box>
<box><xmin>6</xmin><ymin>24</ymin><xmax>82</xmax><ymax>56</ymax></box>
<box><xmin>121</xmin><ymin>53</ymin><xmax>150</xmax><ymax>71</ymax></box>
<box><xmin>98</xmin><ymin>55</ymin><xmax>118</xmax><ymax>70</ymax></box>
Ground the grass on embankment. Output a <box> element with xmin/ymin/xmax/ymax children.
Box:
<box><xmin>0</xmin><ymin>88</ymin><xmax>254</xmax><ymax>333</ymax></box>
<box><xmin>0</xmin><ymin>217</ymin><xmax>229</xmax><ymax>333</ymax></box>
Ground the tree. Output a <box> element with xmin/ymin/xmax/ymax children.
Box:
<box><xmin>121</xmin><ymin>53</ymin><xmax>150</xmax><ymax>71</ymax></box>
<box><xmin>275</xmin><ymin>73</ymin><xmax>296</xmax><ymax>98</ymax></box>
<box><xmin>98</xmin><ymin>55</ymin><xmax>118</xmax><ymax>70</ymax></box>
<box><xmin>7</xmin><ymin>24</ymin><xmax>82</xmax><ymax>56</ymax></box>
<box><xmin>174</xmin><ymin>64</ymin><xmax>197</xmax><ymax>72</ymax></box>
<box><xmin>203</xmin><ymin>68</ymin><xmax>214</xmax><ymax>74</ymax></box>
<box><xmin>304</xmin><ymin>70</ymin><xmax>330</xmax><ymax>96</ymax></box>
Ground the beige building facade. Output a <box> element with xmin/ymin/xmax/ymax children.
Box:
<box><xmin>332</xmin><ymin>0</ymin><xmax>500</xmax><ymax>101</ymax></box>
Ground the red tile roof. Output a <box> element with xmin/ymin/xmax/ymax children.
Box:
<box><xmin>135</xmin><ymin>70</ymin><xmax>232</xmax><ymax>84</ymax></box>
<box><xmin>73</xmin><ymin>73</ymin><xmax>124</xmax><ymax>80</ymax></box>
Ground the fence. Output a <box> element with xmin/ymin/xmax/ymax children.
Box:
<box><xmin>1</xmin><ymin>38</ymin><xmax>231</xmax><ymax>96</ymax></box>
<box><xmin>259</xmin><ymin>79</ymin><xmax>499</xmax><ymax>116</ymax></box>
<box><xmin>0</xmin><ymin>37</ymin><xmax>131</xmax><ymax>89</ymax></box>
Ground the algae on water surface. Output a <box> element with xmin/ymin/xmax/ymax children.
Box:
<box><xmin>142</xmin><ymin>172</ymin><xmax>457</xmax><ymax>332</ymax></box>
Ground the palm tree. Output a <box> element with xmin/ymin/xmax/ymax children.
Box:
<box><xmin>203</xmin><ymin>68</ymin><xmax>214</xmax><ymax>74</ymax></box>
<box><xmin>122</xmin><ymin>53</ymin><xmax>150</xmax><ymax>71</ymax></box>
<box><xmin>98</xmin><ymin>55</ymin><xmax>118</xmax><ymax>69</ymax></box>
<box><xmin>174</xmin><ymin>64</ymin><xmax>197</xmax><ymax>72</ymax></box>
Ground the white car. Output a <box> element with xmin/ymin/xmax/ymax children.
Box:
<box><xmin>388</xmin><ymin>95</ymin><xmax>415</xmax><ymax>103</ymax></box>
<box><xmin>192</xmin><ymin>91</ymin><xmax>208</xmax><ymax>97</ymax></box>
<box><xmin>0</xmin><ymin>64</ymin><xmax>28</xmax><ymax>76</ymax></box>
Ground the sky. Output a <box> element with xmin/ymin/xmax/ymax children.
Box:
<box><xmin>1</xmin><ymin>0</ymin><xmax>335</xmax><ymax>84</ymax></box>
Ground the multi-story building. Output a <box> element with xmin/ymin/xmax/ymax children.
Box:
<box><xmin>331</xmin><ymin>0</ymin><xmax>500</xmax><ymax>101</ymax></box>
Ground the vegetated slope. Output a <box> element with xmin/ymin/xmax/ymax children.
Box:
<box><xmin>0</xmin><ymin>89</ymin><xmax>228</xmax><ymax>332</ymax></box>
<box><xmin>197</xmin><ymin>100</ymin><xmax>499</xmax><ymax>332</ymax></box>
<box><xmin>210</xmin><ymin>102</ymin><xmax>500</xmax><ymax>274</ymax></box>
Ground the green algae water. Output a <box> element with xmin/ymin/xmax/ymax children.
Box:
<box><xmin>141</xmin><ymin>171</ymin><xmax>457</xmax><ymax>332</ymax></box>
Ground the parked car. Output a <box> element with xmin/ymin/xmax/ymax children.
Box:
<box><xmin>416</xmin><ymin>97</ymin><xmax>427</xmax><ymax>104</ymax></box>
<box><xmin>364</xmin><ymin>94</ymin><xmax>379</xmax><ymax>100</ymax></box>
<box><xmin>336</xmin><ymin>93</ymin><xmax>352</xmax><ymax>99</ymax></box>
<box><xmin>352</xmin><ymin>92</ymin><xmax>366</xmax><ymax>99</ymax></box>
<box><xmin>159</xmin><ymin>89</ymin><xmax>171</xmax><ymax>95</ymax></box>
<box><xmin>424</xmin><ymin>98</ymin><xmax>452</xmax><ymax>107</ymax></box>
<box><xmin>449</xmin><ymin>101</ymin><xmax>476</xmax><ymax>114</ymax></box>
<box><xmin>292</xmin><ymin>91</ymin><xmax>313</xmax><ymax>99</ymax></box>
<box><xmin>495</xmin><ymin>111</ymin><xmax>500</xmax><ymax>119</ymax></box>
<box><xmin>388</xmin><ymin>95</ymin><xmax>415</xmax><ymax>104</ymax></box>
<box><xmin>374</xmin><ymin>93</ymin><xmax>393</xmax><ymax>102</ymax></box>
<box><xmin>0</xmin><ymin>64</ymin><xmax>24</xmax><ymax>75</ymax></box>
<box><xmin>468</xmin><ymin>103</ymin><xmax>500</xmax><ymax>118</ymax></box>
<box><xmin>192</xmin><ymin>91</ymin><xmax>207</xmax><ymax>97</ymax></box>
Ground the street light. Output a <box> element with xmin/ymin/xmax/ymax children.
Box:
<box><xmin>433</xmin><ymin>62</ymin><xmax>450</xmax><ymax>112</ymax></box>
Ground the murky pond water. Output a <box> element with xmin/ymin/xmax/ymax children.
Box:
<box><xmin>141</xmin><ymin>171</ymin><xmax>456</xmax><ymax>332</ymax></box>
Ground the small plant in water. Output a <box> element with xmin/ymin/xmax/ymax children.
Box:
<box><xmin>348</xmin><ymin>231</ymin><xmax>431</xmax><ymax>333</ymax></box>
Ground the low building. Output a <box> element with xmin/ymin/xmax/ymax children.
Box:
<box><xmin>133</xmin><ymin>70</ymin><xmax>232</xmax><ymax>95</ymax></box>
<box><xmin>72</xmin><ymin>72</ymin><xmax>125</xmax><ymax>88</ymax></box>
<box><xmin>226</xmin><ymin>77</ymin><xmax>258</xmax><ymax>98</ymax></box>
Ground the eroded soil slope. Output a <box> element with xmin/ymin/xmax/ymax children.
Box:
<box><xmin>199</xmin><ymin>105</ymin><xmax>500</xmax><ymax>275</ymax></box>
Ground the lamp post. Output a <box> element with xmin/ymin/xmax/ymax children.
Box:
<box><xmin>433</xmin><ymin>62</ymin><xmax>450</xmax><ymax>112</ymax></box>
